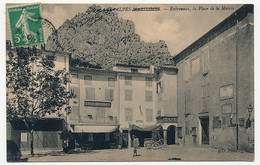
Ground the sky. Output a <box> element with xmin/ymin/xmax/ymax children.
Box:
<box><xmin>5</xmin><ymin>3</ymin><xmax>242</xmax><ymax>55</ymax></box>
<box><xmin>39</xmin><ymin>4</ymin><xmax>242</xmax><ymax>56</ymax></box>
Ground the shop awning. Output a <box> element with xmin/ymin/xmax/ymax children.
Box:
<box><xmin>73</xmin><ymin>125</ymin><xmax>119</xmax><ymax>133</ymax></box>
<box><xmin>129</xmin><ymin>124</ymin><xmax>162</xmax><ymax>131</ymax></box>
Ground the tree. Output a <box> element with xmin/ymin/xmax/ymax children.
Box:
<box><xmin>6</xmin><ymin>46</ymin><xmax>72</xmax><ymax>156</ymax></box>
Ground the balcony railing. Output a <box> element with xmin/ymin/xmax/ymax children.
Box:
<box><xmin>156</xmin><ymin>116</ymin><xmax>178</xmax><ymax>123</ymax></box>
<box><xmin>78</xmin><ymin>116</ymin><xmax>118</xmax><ymax>125</ymax></box>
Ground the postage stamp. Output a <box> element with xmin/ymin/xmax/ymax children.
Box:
<box><xmin>7</xmin><ymin>4</ymin><xmax>45</xmax><ymax>47</ymax></box>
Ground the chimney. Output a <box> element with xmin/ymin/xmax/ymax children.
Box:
<box><xmin>150</xmin><ymin>65</ymin><xmax>154</xmax><ymax>74</ymax></box>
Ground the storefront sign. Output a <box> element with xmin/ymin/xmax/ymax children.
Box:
<box><xmin>84</xmin><ymin>101</ymin><xmax>111</xmax><ymax>107</ymax></box>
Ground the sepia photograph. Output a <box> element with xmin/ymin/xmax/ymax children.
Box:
<box><xmin>4</xmin><ymin>1</ymin><xmax>255</xmax><ymax>162</ymax></box>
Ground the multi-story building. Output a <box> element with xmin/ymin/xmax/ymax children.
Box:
<box><xmin>68</xmin><ymin>67</ymin><xmax>120</xmax><ymax>149</ymax></box>
<box><xmin>156</xmin><ymin>65</ymin><xmax>178</xmax><ymax>145</ymax></box>
<box><xmin>68</xmin><ymin>64</ymin><xmax>159</xmax><ymax>148</ymax></box>
<box><xmin>172</xmin><ymin>5</ymin><xmax>254</xmax><ymax>151</ymax></box>
<box><xmin>114</xmin><ymin>64</ymin><xmax>157</xmax><ymax>147</ymax></box>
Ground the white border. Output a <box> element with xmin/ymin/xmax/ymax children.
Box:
<box><xmin>1</xmin><ymin>1</ymin><xmax>259</xmax><ymax>165</ymax></box>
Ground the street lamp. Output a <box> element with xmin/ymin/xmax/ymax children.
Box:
<box><xmin>246</xmin><ymin>104</ymin><xmax>253</xmax><ymax>129</ymax></box>
<box><xmin>247</xmin><ymin>104</ymin><xmax>253</xmax><ymax>114</ymax></box>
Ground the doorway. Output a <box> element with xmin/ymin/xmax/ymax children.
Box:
<box><xmin>167</xmin><ymin>125</ymin><xmax>175</xmax><ymax>145</ymax></box>
<box><xmin>200</xmin><ymin>117</ymin><xmax>209</xmax><ymax>144</ymax></box>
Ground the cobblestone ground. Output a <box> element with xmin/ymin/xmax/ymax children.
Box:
<box><xmin>26</xmin><ymin>145</ymin><xmax>254</xmax><ymax>162</ymax></box>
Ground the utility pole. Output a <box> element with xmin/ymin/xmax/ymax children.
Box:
<box><xmin>235</xmin><ymin>12</ymin><xmax>239</xmax><ymax>151</ymax></box>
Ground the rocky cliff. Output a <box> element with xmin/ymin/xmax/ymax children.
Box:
<box><xmin>46</xmin><ymin>5</ymin><xmax>172</xmax><ymax>69</ymax></box>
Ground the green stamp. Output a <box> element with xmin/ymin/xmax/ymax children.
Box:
<box><xmin>8</xmin><ymin>4</ymin><xmax>45</xmax><ymax>47</ymax></box>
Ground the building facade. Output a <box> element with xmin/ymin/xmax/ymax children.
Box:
<box><xmin>156</xmin><ymin>65</ymin><xmax>178</xmax><ymax>145</ymax></box>
<box><xmin>68</xmin><ymin>64</ymin><xmax>160</xmax><ymax>148</ymax></box>
<box><xmin>68</xmin><ymin>67</ymin><xmax>120</xmax><ymax>149</ymax></box>
<box><xmin>172</xmin><ymin>5</ymin><xmax>254</xmax><ymax>151</ymax></box>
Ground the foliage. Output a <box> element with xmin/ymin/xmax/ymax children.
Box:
<box><xmin>6</xmin><ymin>46</ymin><xmax>73</xmax><ymax>154</ymax></box>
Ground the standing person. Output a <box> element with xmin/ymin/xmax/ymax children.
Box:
<box><xmin>132</xmin><ymin>135</ymin><xmax>139</xmax><ymax>157</ymax></box>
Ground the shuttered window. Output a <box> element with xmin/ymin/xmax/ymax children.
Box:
<box><xmin>202</xmin><ymin>49</ymin><xmax>209</xmax><ymax>74</ymax></box>
<box><xmin>184</xmin><ymin>90</ymin><xmax>191</xmax><ymax>114</ymax></box>
<box><xmin>125</xmin><ymin>76</ymin><xmax>132</xmax><ymax>86</ymax></box>
<box><xmin>145</xmin><ymin>91</ymin><xmax>153</xmax><ymax>102</ymax></box>
<box><xmin>146</xmin><ymin>77</ymin><xmax>152</xmax><ymax>87</ymax></box>
<box><xmin>108</xmin><ymin>77</ymin><xmax>115</xmax><ymax>87</ymax></box>
<box><xmin>146</xmin><ymin>109</ymin><xmax>153</xmax><ymax>122</ymax></box>
<box><xmin>84</xmin><ymin>75</ymin><xmax>92</xmax><ymax>85</ymax></box>
<box><xmin>125</xmin><ymin>108</ymin><xmax>133</xmax><ymax>122</ymax></box>
<box><xmin>105</xmin><ymin>89</ymin><xmax>114</xmax><ymax>101</ymax></box>
<box><xmin>184</xmin><ymin>59</ymin><xmax>190</xmax><ymax>82</ymax></box>
<box><xmin>71</xmin><ymin>74</ymin><xmax>78</xmax><ymax>84</ymax></box>
<box><xmin>125</xmin><ymin>90</ymin><xmax>133</xmax><ymax>101</ymax></box>
<box><xmin>70</xmin><ymin>87</ymin><xmax>79</xmax><ymax>99</ymax></box>
<box><xmin>86</xmin><ymin>88</ymin><xmax>95</xmax><ymax>100</ymax></box>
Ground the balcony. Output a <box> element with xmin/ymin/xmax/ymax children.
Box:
<box><xmin>156</xmin><ymin>116</ymin><xmax>178</xmax><ymax>123</ymax></box>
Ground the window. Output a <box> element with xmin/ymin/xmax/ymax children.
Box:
<box><xmin>108</xmin><ymin>77</ymin><xmax>115</xmax><ymax>87</ymax></box>
<box><xmin>131</xmin><ymin>69</ymin><xmax>138</xmax><ymax>73</ymax></box>
<box><xmin>202</xmin><ymin>84</ymin><xmax>210</xmax><ymax>111</ymax></box>
<box><xmin>221</xmin><ymin>104</ymin><xmax>234</xmax><ymax>127</ymax></box>
<box><xmin>212</xmin><ymin>116</ymin><xmax>221</xmax><ymax>129</ymax></box>
<box><xmin>146</xmin><ymin>77</ymin><xmax>152</xmax><ymax>87</ymax></box>
<box><xmin>146</xmin><ymin>109</ymin><xmax>153</xmax><ymax>122</ymax></box>
<box><xmin>184</xmin><ymin>90</ymin><xmax>191</xmax><ymax>114</ymax></box>
<box><xmin>202</xmin><ymin>49</ymin><xmax>209</xmax><ymax>74</ymax></box>
<box><xmin>71</xmin><ymin>74</ymin><xmax>78</xmax><ymax>84</ymax></box>
<box><xmin>157</xmin><ymin>109</ymin><xmax>161</xmax><ymax>116</ymax></box>
<box><xmin>84</xmin><ymin>75</ymin><xmax>92</xmax><ymax>85</ymax></box>
<box><xmin>191</xmin><ymin>127</ymin><xmax>197</xmax><ymax>135</ymax></box>
<box><xmin>192</xmin><ymin>57</ymin><xmax>200</xmax><ymax>75</ymax></box>
<box><xmin>184</xmin><ymin>59</ymin><xmax>190</xmax><ymax>82</ymax></box>
<box><xmin>221</xmin><ymin>104</ymin><xmax>232</xmax><ymax>114</ymax></box>
<box><xmin>125</xmin><ymin>108</ymin><xmax>133</xmax><ymax>122</ymax></box>
<box><xmin>145</xmin><ymin>91</ymin><xmax>153</xmax><ymax>102</ymax></box>
<box><xmin>70</xmin><ymin>87</ymin><xmax>79</xmax><ymax>99</ymax></box>
<box><xmin>220</xmin><ymin>84</ymin><xmax>233</xmax><ymax>100</ymax></box>
<box><xmin>177</xmin><ymin>127</ymin><xmax>183</xmax><ymax>138</ymax></box>
<box><xmin>86</xmin><ymin>88</ymin><xmax>95</xmax><ymax>100</ymax></box>
<box><xmin>125</xmin><ymin>76</ymin><xmax>132</xmax><ymax>85</ymax></box>
<box><xmin>202</xmin><ymin>97</ymin><xmax>210</xmax><ymax>111</ymax></box>
<box><xmin>69</xmin><ymin>106</ymin><xmax>79</xmax><ymax>121</ymax></box>
<box><xmin>125</xmin><ymin>90</ymin><xmax>133</xmax><ymax>101</ymax></box>
<box><xmin>88</xmin><ymin>133</ymin><xmax>93</xmax><ymax>141</ymax></box>
<box><xmin>222</xmin><ymin>114</ymin><xmax>231</xmax><ymax>126</ymax></box>
<box><xmin>105</xmin><ymin>133</ymin><xmax>110</xmax><ymax>141</ymax></box>
<box><xmin>105</xmin><ymin>89</ymin><xmax>114</xmax><ymax>101</ymax></box>
<box><xmin>96</xmin><ymin>107</ymin><xmax>105</xmax><ymax>123</ymax></box>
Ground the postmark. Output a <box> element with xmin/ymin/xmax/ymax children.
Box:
<box><xmin>8</xmin><ymin>4</ymin><xmax>45</xmax><ymax>47</ymax></box>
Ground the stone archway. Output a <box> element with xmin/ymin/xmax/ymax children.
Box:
<box><xmin>161</xmin><ymin>123</ymin><xmax>177</xmax><ymax>145</ymax></box>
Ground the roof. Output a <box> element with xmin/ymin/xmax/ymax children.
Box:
<box><xmin>172</xmin><ymin>4</ymin><xmax>253</xmax><ymax>64</ymax></box>
<box><xmin>157</xmin><ymin>64</ymin><xmax>178</xmax><ymax>73</ymax></box>
<box><xmin>70</xmin><ymin>66</ymin><xmax>156</xmax><ymax>76</ymax></box>
<box><xmin>115</xmin><ymin>63</ymin><xmax>150</xmax><ymax>69</ymax></box>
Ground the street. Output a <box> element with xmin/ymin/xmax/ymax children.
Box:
<box><xmin>26</xmin><ymin>145</ymin><xmax>254</xmax><ymax>162</ymax></box>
